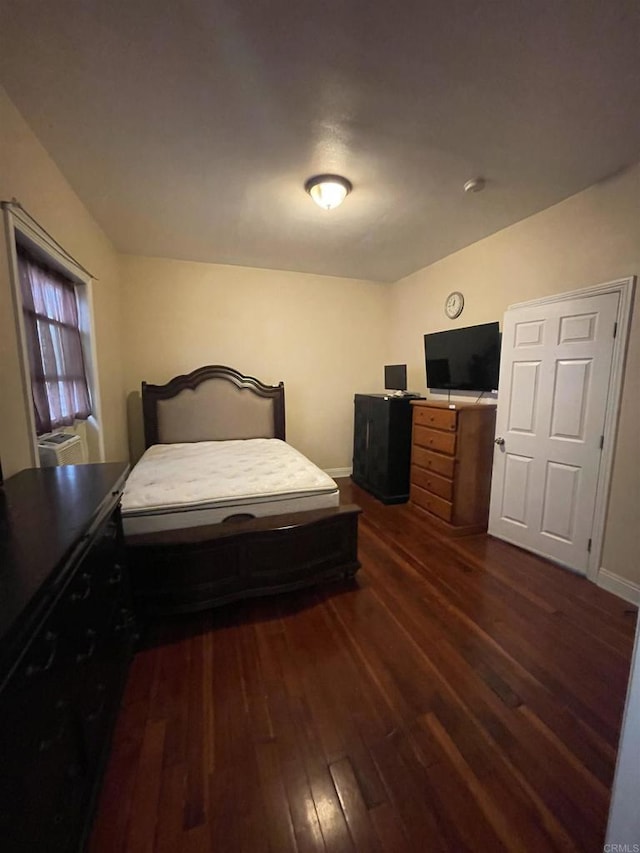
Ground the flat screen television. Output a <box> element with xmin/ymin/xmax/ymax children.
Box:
<box><xmin>424</xmin><ymin>322</ymin><xmax>501</xmax><ymax>392</ymax></box>
<box><xmin>384</xmin><ymin>363</ymin><xmax>407</xmax><ymax>392</ymax></box>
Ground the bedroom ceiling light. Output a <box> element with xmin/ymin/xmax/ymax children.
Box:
<box><xmin>305</xmin><ymin>174</ymin><xmax>352</xmax><ymax>210</ymax></box>
<box><xmin>463</xmin><ymin>177</ymin><xmax>486</xmax><ymax>193</ymax></box>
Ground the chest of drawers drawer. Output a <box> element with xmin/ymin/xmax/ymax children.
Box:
<box><xmin>410</xmin><ymin>484</ymin><xmax>453</xmax><ymax>522</ymax></box>
<box><xmin>411</xmin><ymin>466</ymin><xmax>453</xmax><ymax>501</ymax></box>
<box><xmin>413</xmin><ymin>406</ymin><xmax>457</xmax><ymax>432</ymax></box>
<box><xmin>411</xmin><ymin>446</ymin><xmax>456</xmax><ymax>478</ymax></box>
<box><xmin>413</xmin><ymin>424</ymin><xmax>457</xmax><ymax>456</ymax></box>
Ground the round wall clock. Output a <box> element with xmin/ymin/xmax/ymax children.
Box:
<box><xmin>444</xmin><ymin>291</ymin><xmax>464</xmax><ymax>319</ymax></box>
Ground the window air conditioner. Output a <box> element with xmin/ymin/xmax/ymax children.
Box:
<box><xmin>38</xmin><ymin>433</ymin><xmax>86</xmax><ymax>467</ymax></box>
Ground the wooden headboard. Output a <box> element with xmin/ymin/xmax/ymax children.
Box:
<box><xmin>141</xmin><ymin>365</ymin><xmax>285</xmax><ymax>448</ymax></box>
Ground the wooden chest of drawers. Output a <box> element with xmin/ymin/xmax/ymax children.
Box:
<box><xmin>0</xmin><ymin>463</ymin><xmax>134</xmax><ymax>851</ymax></box>
<box><xmin>409</xmin><ymin>401</ymin><xmax>496</xmax><ymax>535</ymax></box>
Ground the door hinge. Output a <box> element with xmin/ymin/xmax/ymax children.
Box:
<box><xmin>599</xmin><ymin>435</ymin><xmax>604</xmax><ymax>450</ymax></box>
<box><xmin>587</xmin><ymin>538</ymin><xmax>592</xmax><ymax>553</ymax></box>
<box><xmin>613</xmin><ymin>322</ymin><xmax>618</xmax><ymax>338</ymax></box>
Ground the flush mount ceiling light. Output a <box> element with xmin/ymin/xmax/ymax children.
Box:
<box><xmin>463</xmin><ymin>177</ymin><xmax>486</xmax><ymax>193</ymax></box>
<box><xmin>305</xmin><ymin>174</ymin><xmax>352</xmax><ymax>210</ymax></box>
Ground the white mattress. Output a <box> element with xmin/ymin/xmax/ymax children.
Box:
<box><xmin>122</xmin><ymin>438</ymin><xmax>340</xmax><ymax>536</ymax></box>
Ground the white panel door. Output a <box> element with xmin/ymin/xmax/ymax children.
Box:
<box><xmin>488</xmin><ymin>292</ymin><xmax>619</xmax><ymax>573</ymax></box>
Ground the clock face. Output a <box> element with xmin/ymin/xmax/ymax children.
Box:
<box><xmin>445</xmin><ymin>291</ymin><xmax>464</xmax><ymax>319</ymax></box>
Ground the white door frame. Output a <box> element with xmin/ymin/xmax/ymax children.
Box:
<box><xmin>504</xmin><ymin>276</ymin><xmax>635</xmax><ymax>582</ymax></box>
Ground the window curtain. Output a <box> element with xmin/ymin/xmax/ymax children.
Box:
<box><xmin>17</xmin><ymin>246</ymin><xmax>92</xmax><ymax>434</ymax></box>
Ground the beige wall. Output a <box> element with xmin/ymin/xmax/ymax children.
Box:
<box><xmin>120</xmin><ymin>255</ymin><xmax>389</xmax><ymax>468</ymax></box>
<box><xmin>0</xmin><ymin>88</ymin><xmax>128</xmax><ymax>475</ymax></box>
<box><xmin>389</xmin><ymin>163</ymin><xmax>640</xmax><ymax>587</ymax></box>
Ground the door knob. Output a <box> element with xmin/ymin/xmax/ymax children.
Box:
<box><xmin>494</xmin><ymin>437</ymin><xmax>505</xmax><ymax>446</ymax></box>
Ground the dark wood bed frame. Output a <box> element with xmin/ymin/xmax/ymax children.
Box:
<box><xmin>126</xmin><ymin>365</ymin><xmax>361</xmax><ymax>616</ymax></box>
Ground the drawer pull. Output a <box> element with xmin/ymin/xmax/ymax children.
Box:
<box><xmin>86</xmin><ymin>682</ymin><xmax>107</xmax><ymax>722</ymax></box>
<box><xmin>76</xmin><ymin>628</ymin><xmax>97</xmax><ymax>663</ymax></box>
<box><xmin>39</xmin><ymin>700</ymin><xmax>67</xmax><ymax>751</ymax></box>
<box><xmin>71</xmin><ymin>573</ymin><xmax>92</xmax><ymax>602</ymax></box>
<box><xmin>108</xmin><ymin>565</ymin><xmax>123</xmax><ymax>585</ymax></box>
<box><xmin>114</xmin><ymin>608</ymin><xmax>134</xmax><ymax>634</ymax></box>
<box><xmin>26</xmin><ymin>631</ymin><xmax>58</xmax><ymax>677</ymax></box>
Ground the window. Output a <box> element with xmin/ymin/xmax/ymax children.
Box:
<box><xmin>17</xmin><ymin>245</ymin><xmax>92</xmax><ymax>435</ymax></box>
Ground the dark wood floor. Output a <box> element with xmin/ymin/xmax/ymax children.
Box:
<box><xmin>90</xmin><ymin>480</ymin><xmax>637</xmax><ymax>852</ymax></box>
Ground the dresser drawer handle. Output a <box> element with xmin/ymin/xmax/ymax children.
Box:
<box><xmin>38</xmin><ymin>700</ymin><xmax>67</xmax><ymax>751</ymax></box>
<box><xmin>114</xmin><ymin>608</ymin><xmax>134</xmax><ymax>633</ymax></box>
<box><xmin>108</xmin><ymin>565</ymin><xmax>123</xmax><ymax>586</ymax></box>
<box><xmin>86</xmin><ymin>682</ymin><xmax>107</xmax><ymax>722</ymax></box>
<box><xmin>71</xmin><ymin>573</ymin><xmax>92</xmax><ymax>602</ymax></box>
<box><xmin>26</xmin><ymin>631</ymin><xmax>58</xmax><ymax>677</ymax></box>
<box><xmin>76</xmin><ymin>629</ymin><xmax>97</xmax><ymax>663</ymax></box>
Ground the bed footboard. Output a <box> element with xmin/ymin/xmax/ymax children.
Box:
<box><xmin>126</xmin><ymin>505</ymin><xmax>361</xmax><ymax>616</ymax></box>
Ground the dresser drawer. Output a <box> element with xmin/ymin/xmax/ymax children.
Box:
<box><xmin>413</xmin><ymin>406</ymin><xmax>457</xmax><ymax>432</ymax></box>
<box><xmin>413</xmin><ymin>424</ymin><xmax>456</xmax><ymax>456</ymax></box>
<box><xmin>410</xmin><ymin>484</ymin><xmax>453</xmax><ymax>522</ymax></box>
<box><xmin>411</xmin><ymin>467</ymin><xmax>453</xmax><ymax>501</ymax></box>
<box><xmin>412</xmin><ymin>446</ymin><xmax>456</xmax><ymax>478</ymax></box>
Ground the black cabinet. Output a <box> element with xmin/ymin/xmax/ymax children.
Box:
<box><xmin>0</xmin><ymin>463</ymin><xmax>133</xmax><ymax>852</ymax></box>
<box><xmin>352</xmin><ymin>394</ymin><xmax>416</xmax><ymax>504</ymax></box>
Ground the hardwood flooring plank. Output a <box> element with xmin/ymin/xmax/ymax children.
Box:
<box><xmin>237</xmin><ymin>616</ymin><xmax>275</xmax><ymax>744</ymax></box>
<box><xmin>255</xmin><ymin>610</ymin><xmax>355</xmax><ymax>853</ymax></box>
<box><xmin>153</xmin><ymin>763</ymin><xmax>186</xmax><ymax>853</ymax></box>
<box><xmin>89</xmin><ymin>698</ymin><xmax>150</xmax><ymax>853</ymax></box>
<box><xmin>184</xmin><ymin>628</ymin><xmax>207</xmax><ymax>829</ymax></box>
<box><xmin>253</xmin><ymin>617</ymin><xmax>327</xmax><ymax>853</ymax></box>
<box><xmin>368</xmin><ymin>801</ymin><xmax>410</xmax><ymax>853</ymax></box>
<box><xmin>125</xmin><ymin>718</ymin><xmax>166</xmax><ymax>853</ymax></box>
<box><xmin>329</xmin><ymin>757</ymin><xmax>383</xmax><ymax>853</ymax></box>
<box><xmin>207</xmin><ymin>620</ymin><xmax>250</xmax><ymax>851</ymax></box>
<box><xmin>283</xmin><ymin>593</ymin><xmax>389</xmax><ymax>809</ymax></box>
<box><xmin>255</xmin><ymin>738</ymin><xmax>299</xmax><ymax>853</ymax></box>
<box><xmin>156</xmin><ymin>635</ymin><xmax>191</xmax><ymax>769</ymax></box>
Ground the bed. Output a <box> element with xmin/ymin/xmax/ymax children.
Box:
<box><xmin>123</xmin><ymin>365</ymin><xmax>361</xmax><ymax>616</ymax></box>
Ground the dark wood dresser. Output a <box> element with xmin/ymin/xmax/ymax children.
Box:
<box><xmin>0</xmin><ymin>462</ymin><xmax>134</xmax><ymax>852</ymax></box>
<box><xmin>352</xmin><ymin>394</ymin><xmax>418</xmax><ymax>504</ymax></box>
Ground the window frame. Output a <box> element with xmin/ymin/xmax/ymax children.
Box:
<box><xmin>18</xmin><ymin>245</ymin><xmax>93</xmax><ymax>434</ymax></box>
<box><xmin>2</xmin><ymin>202</ymin><xmax>104</xmax><ymax>466</ymax></box>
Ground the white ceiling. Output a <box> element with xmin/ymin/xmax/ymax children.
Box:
<box><xmin>1</xmin><ymin>0</ymin><xmax>639</xmax><ymax>282</ymax></box>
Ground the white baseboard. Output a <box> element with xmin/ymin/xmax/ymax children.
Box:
<box><xmin>597</xmin><ymin>568</ymin><xmax>640</xmax><ymax>605</ymax></box>
<box><xmin>325</xmin><ymin>467</ymin><xmax>352</xmax><ymax>479</ymax></box>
